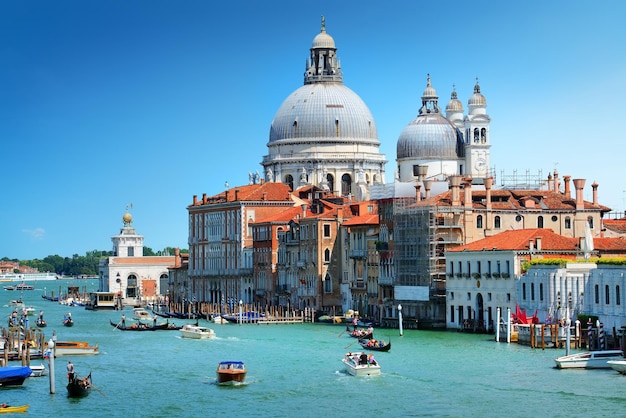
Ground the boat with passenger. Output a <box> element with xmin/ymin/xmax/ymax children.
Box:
<box><xmin>554</xmin><ymin>349</ymin><xmax>624</xmax><ymax>369</ymax></box>
<box><xmin>0</xmin><ymin>404</ymin><xmax>30</xmax><ymax>413</ymax></box>
<box><xmin>132</xmin><ymin>307</ymin><xmax>153</xmax><ymax>321</ymax></box>
<box><xmin>342</xmin><ymin>351</ymin><xmax>381</xmax><ymax>376</ymax></box>
<box><xmin>67</xmin><ymin>372</ymin><xmax>92</xmax><ymax>398</ymax></box>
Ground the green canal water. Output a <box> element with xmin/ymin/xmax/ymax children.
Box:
<box><xmin>3</xmin><ymin>279</ymin><xmax>626</xmax><ymax>417</ymax></box>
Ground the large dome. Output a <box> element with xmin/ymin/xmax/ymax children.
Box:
<box><xmin>397</xmin><ymin>114</ymin><xmax>459</xmax><ymax>159</ymax></box>
<box><xmin>269</xmin><ymin>83</ymin><xmax>378</xmax><ymax>144</ymax></box>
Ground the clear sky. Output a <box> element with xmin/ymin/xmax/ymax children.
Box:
<box><xmin>2</xmin><ymin>1</ymin><xmax>625</xmax><ymax>260</ymax></box>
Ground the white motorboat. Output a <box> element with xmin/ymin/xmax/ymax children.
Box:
<box><xmin>608</xmin><ymin>360</ymin><xmax>626</xmax><ymax>374</ymax></box>
<box><xmin>180</xmin><ymin>323</ymin><xmax>216</xmax><ymax>339</ymax></box>
<box><xmin>28</xmin><ymin>363</ymin><xmax>47</xmax><ymax>377</ymax></box>
<box><xmin>554</xmin><ymin>349</ymin><xmax>624</xmax><ymax>369</ymax></box>
<box><xmin>342</xmin><ymin>352</ymin><xmax>381</xmax><ymax>376</ymax></box>
<box><xmin>212</xmin><ymin>315</ymin><xmax>228</xmax><ymax>324</ymax></box>
<box><xmin>52</xmin><ymin>341</ymin><xmax>99</xmax><ymax>356</ymax></box>
<box><xmin>132</xmin><ymin>308</ymin><xmax>153</xmax><ymax>321</ymax></box>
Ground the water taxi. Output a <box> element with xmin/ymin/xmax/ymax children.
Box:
<box><xmin>554</xmin><ymin>349</ymin><xmax>624</xmax><ymax>369</ymax></box>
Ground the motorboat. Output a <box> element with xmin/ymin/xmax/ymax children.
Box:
<box><xmin>28</xmin><ymin>363</ymin><xmax>47</xmax><ymax>377</ymax></box>
<box><xmin>132</xmin><ymin>308</ymin><xmax>153</xmax><ymax>321</ymax></box>
<box><xmin>180</xmin><ymin>323</ymin><xmax>216</xmax><ymax>339</ymax></box>
<box><xmin>212</xmin><ymin>315</ymin><xmax>228</xmax><ymax>324</ymax></box>
<box><xmin>342</xmin><ymin>352</ymin><xmax>381</xmax><ymax>376</ymax></box>
<box><xmin>52</xmin><ymin>341</ymin><xmax>99</xmax><ymax>356</ymax></box>
<box><xmin>216</xmin><ymin>361</ymin><xmax>246</xmax><ymax>385</ymax></box>
<box><xmin>608</xmin><ymin>360</ymin><xmax>626</xmax><ymax>374</ymax></box>
<box><xmin>67</xmin><ymin>372</ymin><xmax>92</xmax><ymax>398</ymax></box>
<box><xmin>0</xmin><ymin>366</ymin><xmax>32</xmax><ymax>386</ymax></box>
<box><xmin>554</xmin><ymin>349</ymin><xmax>624</xmax><ymax>369</ymax></box>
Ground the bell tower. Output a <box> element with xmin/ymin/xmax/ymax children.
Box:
<box><xmin>464</xmin><ymin>79</ymin><xmax>491</xmax><ymax>180</ymax></box>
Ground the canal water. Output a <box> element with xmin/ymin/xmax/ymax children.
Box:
<box><xmin>3</xmin><ymin>279</ymin><xmax>626</xmax><ymax>417</ymax></box>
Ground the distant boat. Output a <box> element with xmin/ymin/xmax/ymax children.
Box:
<box><xmin>53</xmin><ymin>341</ymin><xmax>99</xmax><ymax>356</ymax></box>
<box><xmin>608</xmin><ymin>360</ymin><xmax>626</xmax><ymax>374</ymax></box>
<box><xmin>180</xmin><ymin>323</ymin><xmax>216</xmax><ymax>339</ymax></box>
<box><xmin>132</xmin><ymin>308</ymin><xmax>153</xmax><ymax>321</ymax></box>
<box><xmin>0</xmin><ymin>272</ymin><xmax>58</xmax><ymax>282</ymax></box>
<box><xmin>4</xmin><ymin>283</ymin><xmax>34</xmax><ymax>291</ymax></box>
<box><xmin>342</xmin><ymin>352</ymin><xmax>381</xmax><ymax>376</ymax></box>
<box><xmin>0</xmin><ymin>405</ymin><xmax>30</xmax><ymax>413</ymax></box>
<box><xmin>28</xmin><ymin>364</ymin><xmax>48</xmax><ymax>377</ymax></box>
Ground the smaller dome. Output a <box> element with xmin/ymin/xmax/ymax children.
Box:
<box><xmin>446</xmin><ymin>89</ymin><xmax>463</xmax><ymax>112</ymax></box>
<box><xmin>422</xmin><ymin>74</ymin><xmax>437</xmax><ymax>98</ymax></box>
<box><xmin>468</xmin><ymin>81</ymin><xmax>486</xmax><ymax>106</ymax></box>
<box><xmin>312</xmin><ymin>31</ymin><xmax>335</xmax><ymax>49</ymax></box>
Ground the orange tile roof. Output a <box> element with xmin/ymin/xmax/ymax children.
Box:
<box><xmin>447</xmin><ymin>229</ymin><xmax>579</xmax><ymax>252</ymax></box>
<box><xmin>191</xmin><ymin>182</ymin><xmax>293</xmax><ymax>206</ymax></box>
<box><xmin>342</xmin><ymin>214</ymin><xmax>379</xmax><ymax>226</ymax></box>
<box><xmin>593</xmin><ymin>237</ymin><xmax>626</xmax><ymax>251</ymax></box>
<box><xmin>604</xmin><ymin>219</ymin><xmax>626</xmax><ymax>234</ymax></box>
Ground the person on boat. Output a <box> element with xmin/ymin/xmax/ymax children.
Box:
<box><xmin>368</xmin><ymin>354</ymin><xmax>377</xmax><ymax>366</ymax></box>
<box><xmin>352</xmin><ymin>316</ymin><xmax>358</xmax><ymax>331</ymax></box>
<box><xmin>0</xmin><ymin>403</ymin><xmax>9</xmax><ymax>408</ymax></box>
<box><xmin>39</xmin><ymin>310</ymin><xmax>44</xmax><ymax>320</ymax></box>
<box><xmin>367</xmin><ymin>324</ymin><xmax>374</xmax><ymax>335</ymax></box>
<box><xmin>153</xmin><ymin>315</ymin><xmax>158</xmax><ymax>327</ymax></box>
<box><xmin>67</xmin><ymin>361</ymin><xmax>75</xmax><ymax>382</ymax></box>
<box><xmin>121</xmin><ymin>314</ymin><xmax>126</xmax><ymax>327</ymax></box>
<box><xmin>359</xmin><ymin>353</ymin><xmax>368</xmax><ymax>365</ymax></box>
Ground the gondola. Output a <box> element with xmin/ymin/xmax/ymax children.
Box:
<box><xmin>63</xmin><ymin>317</ymin><xmax>74</xmax><ymax>327</ymax></box>
<box><xmin>36</xmin><ymin>318</ymin><xmax>47</xmax><ymax>328</ymax></box>
<box><xmin>67</xmin><ymin>372</ymin><xmax>92</xmax><ymax>398</ymax></box>
<box><xmin>109</xmin><ymin>319</ymin><xmax>182</xmax><ymax>331</ymax></box>
<box><xmin>347</xmin><ymin>327</ymin><xmax>373</xmax><ymax>339</ymax></box>
<box><xmin>358</xmin><ymin>338</ymin><xmax>391</xmax><ymax>352</ymax></box>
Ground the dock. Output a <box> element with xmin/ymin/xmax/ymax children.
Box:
<box><xmin>256</xmin><ymin>316</ymin><xmax>304</xmax><ymax>325</ymax></box>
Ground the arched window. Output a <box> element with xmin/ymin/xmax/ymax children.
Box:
<box><xmin>285</xmin><ymin>175</ymin><xmax>294</xmax><ymax>191</ymax></box>
<box><xmin>341</xmin><ymin>174</ymin><xmax>352</xmax><ymax>196</ymax></box>
<box><xmin>537</xmin><ymin>216</ymin><xmax>544</xmax><ymax>228</ymax></box>
<box><xmin>473</xmin><ymin>128</ymin><xmax>479</xmax><ymax>143</ymax></box>
<box><xmin>617</xmin><ymin>286</ymin><xmax>621</xmax><ymax>306</ymax></box>
<box><xmin>494</xmin><ymin>216</ymin><xmax>501</xmax><ymax>229</ymax></box>
<box><xmin>594</xmin><ymin>284</ymin><xmax>599</xmax><ymax>304</ymax></box>
<box><xmin>327</xmin><ymin>173</ymin><xmax>334</xmax><ymax>193</ymax></box>
<box><xmin>324</xmin><ymin>273</ymin><xmax>332</xmax><ymax>293</ymax></box>
<box><xmin>605</xmin><ymin>285</ymin><xmax>610</xmax><ymax>305</ymax></box>
<box><xmin>324</xmin><ymin>248</ymin><xmax>330</xmax><ymax>263</ymax></box>
<box><xmin>481</xmin><ymin>127</ymin><xmax>487</xmax><ymax>143</ymax></box>
<box><xmin>476</xmin><ymin>215</ymin><xmax>483</xmax><ymax>229</ymax></box>
<box><xmin>587</xmin><ymin>216</ymin><xmax>594</xmax><ymax>229</ymax></box>
<box><xmin>565</xmin><ymin>216</ymin><xmax>571</xmax><ymax>229</ymax></box>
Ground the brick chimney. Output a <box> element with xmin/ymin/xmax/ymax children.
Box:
<box><xmin>592</xmin><ymin>181</ymin><xmax>599</xmax><ymax>205</ymax></box>
<box><xmin>415</xmin><ymin>184</ymin><xmax>422</xmax><ymax>202</ymax></box>
<box><xmin>573</xmin><ymin>178</ymin><xmax>586</xmax><ymax>210</ymax></box>
<box><xmin>484</xmin><ymin>177</ymin><xmax>493</xmax><ymax>210</ymax></box>
<box><xmin>463</xmin><ymin>178</ymin><xmax>473</xmax><ymax>208</ymax></box>
<box><xmin>450</xmin><ymin>175</ymin><xmax>462</xmax><ymax>206</ymax></box>
<box><xmin>563</xmin><ymin>176</ymin><xmax>571</xmax><ymax>199</ymax></box>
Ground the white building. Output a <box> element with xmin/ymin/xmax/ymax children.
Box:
<box><xmin>98</xmin><ymin>210</ymin><xmax>174</xmax><ymax>306</ymax></box>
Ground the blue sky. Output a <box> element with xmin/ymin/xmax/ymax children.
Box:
<box><xmin>1</xmin><ymin>1</ymin><xmax>625</xmax><ymax>260</ymax></box>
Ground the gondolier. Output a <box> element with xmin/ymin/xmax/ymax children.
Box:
<box><xmin>67</xmin><ymin>361</ymin><xmax>74</xmax><ymax>382</ymax></box>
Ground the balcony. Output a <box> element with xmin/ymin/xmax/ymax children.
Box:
<box><xmin>349</xmin><ymin>249</ymin><xmax>367</xmax><ymax>259</ymax></box>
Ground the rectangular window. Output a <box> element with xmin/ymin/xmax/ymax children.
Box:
<box><xmin>323</xmin><ymin>224</ymin><xmax>331</xmax><ymax>237</ymax></box>
<box><xmin>450</xmin><ymin>305</ymin><xmax>455</xmax><ymax>323</ymax></box>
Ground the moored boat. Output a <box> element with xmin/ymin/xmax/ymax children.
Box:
<box><xmin>132</xmin><ymin>307</ymin><xmax>153</xmax><ymax>321</ymax></box>
<box><xmin>28</xmin><ymin>363</ymin><xmax>48</xmax><ymax>377</ymax></box>
<box><xmin>608</xmin><ymin>360</ymin><xmax>626</xmax><ymax>374</ymax></box>
<box><xmin>67</xmin><ymin>372</ymin><xmax>92</xmax><ymax>398</ymax></box>
<box><xmin>0</xmin><ymin>366</ymin><xmax>32</xmax><ymax>386</ymax></box>
<box><xmin>554</xmin><ymin>349</ymin><xmax>624</xmax><ymax>369</ymax></box>
<box><xmin>0</xmin><ymin>405</ymin><xmax>29</xmax><ymax>413</ymax></box>
<box><xmin>342</xmin><ymin>351</ymin><xmax>381</xmax><ymax>376</ymax></box>
<box><xmin>216</xmin><ymin>361</ymin><xmax>246</xmax><ymax>385</ymax></box>
<box><xmin>212</xmin><ymin>315</ymin><xmax>228</xmax><ymax>324</ymax></box>
<box><xmin>180</xmin><ymin>323</ymin><xmax>216</xmax><ymax>339</ymax></box>
<box><xmin>53</xmin><ymin>341</ymin><xmax>99</xmax><ymax>356</ymax></box>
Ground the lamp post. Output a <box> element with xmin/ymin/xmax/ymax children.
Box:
<box><xmin>239</xmin><ymin>299</ymin><xmax>243</xmax><ymax>325</ymax></box>
<box><xmin>116</xmin><ymin>272</ymin><xmax>122</xmax><ymax>310</ymax></box>
<box><xmin>398</xmin><ymin>304</ymin><xmax>403</xmax><ymax>336</ymax></box>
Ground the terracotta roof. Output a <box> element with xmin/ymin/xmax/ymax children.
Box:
<box><xmin>604</xmin><ymin>219</ymin><xmax>626</xmax><ymax>234</ymax></box>
<box><xmin>447</xmin><ymin>229</ymin><xmax>579</xmax><ymax>252</ymax></box>
<box><xmin>342</xmin><ymin>214</ymin><xmax>379</xmax><ymax>226</ymax></box>
<box><xmin>254</xmin><ymin>206</ymin><xmax>312</xmax><ymax>224</ymax></box>
<box><xmin>593</xmin><ymin>237</ymin><xmax>626</xmax><ymax>251</ymax></box>
<box><xmin>191</xmin><ymin>182</ymin><xmax>293</xmax><ymax>206</ymax></box>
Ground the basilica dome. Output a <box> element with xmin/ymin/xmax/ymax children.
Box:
<box><xmin>268</xmin><ymin>83</ymin><xmax>378</xmax><ymax>144</ymax></box>
<box><xmin>396</xmin><ymin>114</ymin><xmax>459</xmax><ymax>159</ymax></box>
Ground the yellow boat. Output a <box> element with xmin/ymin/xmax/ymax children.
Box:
<box><xmin>0</xmin><ymin>404</ymin><xmax>29</xmax><ymax>413</ymax></box>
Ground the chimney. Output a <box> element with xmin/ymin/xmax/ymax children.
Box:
<box><xmin>592</xmin><ymin>181</ymin><xmax>599</xmax><ymax>205</ymax></box>
<box><xmin>529</xmin><ymin>240</ymin><xmax>534</xmax><ymax>251</ymax></box>
<box><xmin>547</xmin><ymin>173</ymin><xmax>553</xmax><ymax>192</ymax></box>
<box><xmin>484</xmin><ymin>177</ymin><xmax>493</xmax><ymax>210</ymax></box>
<box><xmin>301</xmin><ymin>204</ymin><xmax>306</xmax><ymax>218</ymax></box>
<box><xmin>262</xmin><ymin>192</ymin><xmax>267</xmax><ymax>201</ymax></box>
<box><xmin>536</xmin><ymin>237</ymin><xmax>542</xmax><ymax>251</ymax></box>
<box><xmin>563</xmin><ymin>176</ymin><xmax>571</xmax><ymax>199</ymax></box>
<box><xmin>202</xmin><ymin>193</ymin><xmax>207</xmax><ymax>204</ymax></box>
<box><xmin>423</xmin><ymin>179</ymin><xmax>432</xmax><ymax>199</ymax></box>
<box><xmin>415</xmin><ymin>184</ymin><xmax>422</xmax><ymax>202</ymax></box>
<box><xmin>234</xmin><ymin>189</ymin><xmax>239</xmax><ymax>201</ymax></box>
<box><xmin>554</xmin><ymin>170</ymin><xmax>560</xmax><ymax>193</ymax></box>
<box><xmin>174</xmin><ymin>248</ymin><xmax>181</xmax><ymax>268</ymax></box>
<box><xmin>463</xmin><ymin>178</ymin><xmax>473</xmax><ymax>207</ymax></box>
<box><xmin>573</xmin><ymin>178</ymin><xmax>586</xmax><ymax>210</ymax></box>
<box><xmin>193</xmin><ymin>195</ymin><xmax>198</xmax><ymax>205</ymax></box>
<box><xmin>450</xmin><ymin>175</ymin><xmax>462</xmax><ymax>206</ymax></box>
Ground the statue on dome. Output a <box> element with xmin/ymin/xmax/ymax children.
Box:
<box><xmin>266</xmin><ymin>167</ymin><xmax>274</xmax><ymax>182</ymax></box>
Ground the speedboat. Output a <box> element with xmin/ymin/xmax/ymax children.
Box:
<box><xmin>554</xmin><ymin>349</ymin><xmax>624</xmax><ymax>369</ymax></box>
<box><xmin>342</xmin><ymin>351</ymin><xmax>381</xmax><ymax>376</ymax></box>
<box><xmin>216</xmin><ymin>361</ymin><xmax>246</xmax><ymax>385</ymax></box>
<box><xmin>608</xmin><ymin>360</ymin><xmax>626</xmax><ymax>374</ymax></box>
<box><xmin>180</xmin><ymin>323</ymin><xmax>216</xmax><ymax>339</ymax></box>
<box><xmin>212</xmin><ymin>315</ymin><xmax>228</xmax><ymax>324</ymax></box>
<box><xmin>132</xmin><ymin>308</ymin><xmax>153</xmax><ymax>321</ymax></box>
